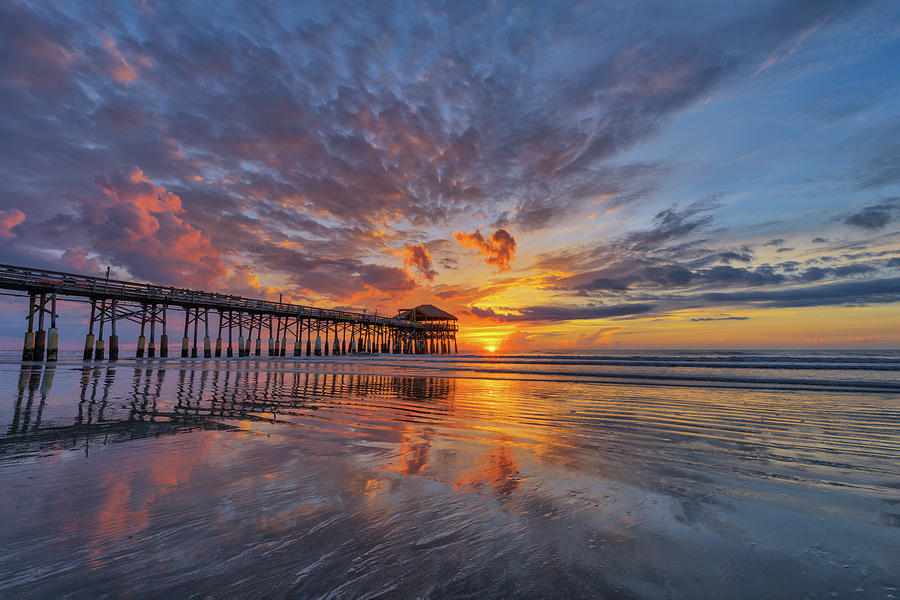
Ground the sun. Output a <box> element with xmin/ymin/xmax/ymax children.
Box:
<box><xmin>486</xmin><ymin>345</ymin><xmax>497</xmax><ymax>352</ymax></box>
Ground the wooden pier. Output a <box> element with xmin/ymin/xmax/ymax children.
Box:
<box><xmin>0</xmin><ymin>264</ymin><xmax>458</xmax><ymax>362</ymax></box>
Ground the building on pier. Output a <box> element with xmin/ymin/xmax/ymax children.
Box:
<box><xmin>395</xmin><ymin>305</ymin><xmax>459</xmax><ymax>354</ymax></box>
<box><xmin>0</xmin><ymin>263</ymin><xmax>458</xmax><ymax>362</ymax></box>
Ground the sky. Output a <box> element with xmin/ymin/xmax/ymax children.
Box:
<box><xmin>1</xmin><ymin>0</ymin><xmax>899</xmax><ymax>351</ymax></box>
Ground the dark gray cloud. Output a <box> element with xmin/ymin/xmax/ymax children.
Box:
<box><xmin>844</xmin><ymin>200</ymin><xmax>897</xmax><ymax>230</ymax></box>
<box><xmin>469</xmin><ymin>304</ymin><xmax>655</xmax><ymax>322</ymax></box>
<box><xmin>701</xmin><ymin>277</ymin><xmax>900</xmax><ymax>308</ymax></box>
<box><xmin>690</xmin><ymin>316</ymin><xmax>750</xmax><ymax>322</ymax></box>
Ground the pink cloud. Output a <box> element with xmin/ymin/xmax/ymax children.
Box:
<box><xmin>87</xmin><ymin>166</ymin><xmax>225</xmax><ymax>286</ymax></box>
<box><xmin>0</xmin><ymin>208</ymin><xmax>25</xmax><ymax>237</ymax></box>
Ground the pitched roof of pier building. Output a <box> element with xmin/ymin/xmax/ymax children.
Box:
<box><xmin>395</xmin><ymin>305</ymin><xmax>457</xmax><ymax>322</ymax></box>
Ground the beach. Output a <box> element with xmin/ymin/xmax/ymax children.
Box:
<box><xmin>1</xmin><ymin>351</ymin><xmax>898</xmax><ymax>599</ymax></box>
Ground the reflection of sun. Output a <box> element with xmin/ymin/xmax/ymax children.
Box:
<box><xmin>486</xmin><ymin>346</ymin><xmax>496</xmax><ymax>352</ymax></box>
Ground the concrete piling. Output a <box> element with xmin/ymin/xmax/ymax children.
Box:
<box><xmin>314</xmin><ymin>335</ymin><xmax>322</xmax><ymax>356</ymax></box>
<box><xmin>33</xmin><ymin>330</ymin><xmax>46</xmax><ymax>362</ymax></box>
<box><xmin>109</xmin><ymin>300</ymin><xmax>118</xmax><ymax>361</ymax></box>
<box><xmin>136</xmin><ymin>335</ymin><xmax>146</xmax><ymax>358</ymax></box>
<box><xmin>22</xmin><ymin>332</ymin><xmax>34</xmax><ymax>362</ymax></box>
<box><xmin>47</xmin><ymin>328</ymin><xmax>58</xmax><ymax>361</ymax></box>
<box><xmin>191</xmin><ymin>308</ymin><xmax>199</xmax><ymax>358</ymax></box>
<box><xmin>160</xmin><ymin>307</ymin><xmax>168</xmax><ymax>357</ymax></box>
<box><xmin>108</xmin><ymin>334</ymin><xmax>119</xmax><ymax>361</ymax></box>
<box><xmin>83</xmin><ymin>300</ymin><xmax>96</xmax><ymax>360</ymax></box>
<box><xmin>83</xmin><ymin>334</ymin><xmax>94</xmax><ymax>360</ymax></box>
<box><xmin>203</xmin><ymin>309</ymin><xmax>211</xmax><ymax>358</ymax></box>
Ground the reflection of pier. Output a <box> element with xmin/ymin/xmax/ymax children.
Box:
<box><xmin>1</xmin><ymin>263</ymin><xmax>458</xmax><ymax>362</ymax></box>
<box><xmin>1</xmin><ymin>364</ymin><xmax>456</xmax><ymax>457</ymax></box>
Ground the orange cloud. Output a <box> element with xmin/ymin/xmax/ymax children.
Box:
<box><xmin>0</xmin><ymin>208</ymin><xmax>25</xmax><ymax>237</ymax></box>
<box><xmin>453</xmin><ymin>228</ymin><xmax>517</xmax><ymax>272</ymax></box>
<box><xmin>101</xmin><ymin>33</ymin><xmax>137</xmax><ymax>83</ymax></box>
<box><xmin>400</xmin><ymin>243</ymin><xmax>436</xmax><ymax>281</ymax></box>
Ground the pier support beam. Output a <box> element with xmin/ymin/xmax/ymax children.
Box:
<box><xmin>22</xmin><ymin>293</ymin><xmax>35</xmax><ymax>361</ymax></box>
<box><xmin>46</xmin><ymin>292</ymin><xmax>58</xmax><ymax>362</ymax></box>
<box><xmin>215</xmin><ymin>310</ymin><xmax>223</xmax><ymax>357</ymax></box>
<box><xmin>226</xmin><ymin>310</ymin><xmax>233</xmax><ymax>357</ymax></box>
<box><xmin>108</xmin><ymin>299</ymin><xmax>119</xmax><ymax>361</ymax></box>
<box><xmin>182</xmin><ymin>307</ymin><xmax>190</xmax><ymax>358</ymax></box>
<box><xmin>33</xmin><ymin>293</ymin><xmax>46</xmax><ymax>361</ymax></box>
<box><xmin>192</xmin><ymin>307</ymin><xmax>199</xmax><ymax>358</ymax></box>
<box><xmin>148</xmin><ymin>304</ymin><xmax>157</xmax><ymax>358</ymax></box>
<box><xmin>160</xmin><ymin>307</ymin><xmax>168</xmax><ymax>357</ymax></box>
<box><xmin>203</xmin><ymin>309</ymin><xmax>211</xmax><ymax>358</ymax></box>
<box><xmin>136</xmin><ymin>305</ymin><xmax>146</xmax><ymax>358</ymax></box>
<box><xmin>95</xmin><ymin>300</ymin><xmax>106</xmax><ymax>360</ymax></box>
<box><xmin>83</xmin><ymin>299</ymin><xmax>96</xmax><ymax>360</ymax></box>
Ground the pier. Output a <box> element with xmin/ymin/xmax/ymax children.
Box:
<box><xmin>0</xmin><ymin>264</ymin><xmax>458</xmax><ymax>362</ymax></box>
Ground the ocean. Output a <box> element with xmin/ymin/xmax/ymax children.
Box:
<box><xmin>0</xmin><ymin>350</ymin><xmax>898</xmax><ymax>599</ymax></box>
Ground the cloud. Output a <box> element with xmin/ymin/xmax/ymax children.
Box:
<box><xmin>469</xmin><ymin>303</ymin><xmax>654</xmax><ymax>322</ymax></box>
<box><xmin>764</xmin><ymin>238</ymin><xmax>786</xmax><ymax>247</ymax></box>
<box><xmin>701</xmin><ymin>277</ymin><xmax>900</xmax><ymax>308</ymax></box>
<box><xmin>101</xmin><ymin>33</ymin><xmax>138</xmax><ymax>83</ymax></box>
<box><xmin>454</xmin><ymin>228</ymin><xmax>517</xmax><ymax>272</ymax></box>
<box><xmin>86</xmin><ymin>166</ymin><xmax>225</xmax><ymax>286</ymax></box>
<box><xmin>399</xmin><ymin>243</ymin><xmax>436</xmax><ymax>281</ymax></box>
<box><xmin>844</xmin><ymin>201</ymin><xmax>896</xmax><ymax>230</ymax></box>
<box><xmin>625</xmin><ymin>203</ymin><xmax>715</xmax><ymax>250</ymax></box>
<box><xmin>60</xmin><ymin>247</ymin><xmax>101</xmax><ymax>275</ymax></box>
<box><xmin>690</xmin><ymin>316</ymin><xmax>750</xmax><ymax>322</ymax></box>
<box><xmin>0</xmin><ymin>208</ymin><xmax>25</xmax><ymax>237</ymax></box>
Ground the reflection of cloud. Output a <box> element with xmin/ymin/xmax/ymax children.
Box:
<box><xmin>384</xmin><ymin>429</ymin><xmax>432</xmax><ymax>477</ymax></box>
<box><xmin>455</xmin><ymin>444</ymin><xmax>520</xmax><ymax>497</ymax></box>
<box><xmin>454</xmin><ymin>229</ymin><xmax>517</xmax><ymax>272</ymax></box>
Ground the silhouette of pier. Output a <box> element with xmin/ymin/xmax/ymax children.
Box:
<box><xmin>1</xmin><ymin>264</ymin><xmax>458</xmax><ymax>362</ymax></box>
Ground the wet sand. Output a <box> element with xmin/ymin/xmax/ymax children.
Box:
<box><xmin>0</xmin><ymin>352</ymin><xmax>898</xmax><ymax>599</ymax></box>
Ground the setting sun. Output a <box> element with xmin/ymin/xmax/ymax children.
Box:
<box><xmin>486</xmin><ymin>346</ymin><xmax>496</xmax><ymax>352</ymax></box>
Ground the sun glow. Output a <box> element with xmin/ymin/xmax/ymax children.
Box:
<box><xmin>486</xmin><ymin>346</ymin><xmax>496</xmax><ymax>352</ymax></box>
